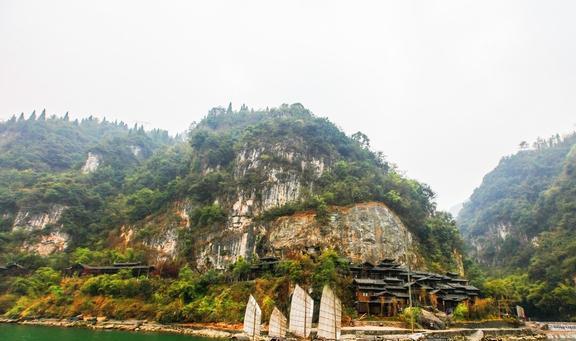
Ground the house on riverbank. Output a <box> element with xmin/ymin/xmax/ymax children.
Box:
<box><xmin>0</xmin><ymin>263</ymin><xmax>28</xmax><ymax>276</ymax></box>
<box><xmin>351</xmin><ymin>259</ymin><xmax>480</xmax><ymax>316</ymax></box>
<box><xmin>64</xmin><ymin>262</ymin><xmax>155</xmax><ymax>277</ymax></box>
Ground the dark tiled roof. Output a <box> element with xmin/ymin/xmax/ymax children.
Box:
<box><xmin>391</xmin><ymin>292</ymin><xmax>410</xmax><ymax>298</ymax></box>
<box><xmin>113</xmin><ymin>262</ymin><xmax>142</xmax><ymax>267</ymax></box>
<box><xmin>441</xmin><ymin>294</ymin><xmax>469</xmax><ymax>301</ymax></box>
<box><xmin>464</xmin><ymin>285</ymin><xmax>480</xmax><ymax>291</ymax></box>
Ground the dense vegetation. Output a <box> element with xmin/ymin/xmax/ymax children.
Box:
<box><xmin>0</xmin><ymin>112</ymin><xmax>176</xmax><ymax>249</ymax></box>
<box><xmin>0</xmin><ymin>249</ymin><xmax>355</xmax><ymax>324</ymax></box>
<box><xmin>458</xmin><ymin>132</ymin><xmax>576</xmax><ymax>320</ymax></box>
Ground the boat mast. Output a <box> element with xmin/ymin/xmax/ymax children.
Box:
<box><xmin>404</xmin><ymin>229</ymin><xmax>414</xmax><ymax>333</ymax></box>
<box><xmin>252</xmin><ymin>303</ymin><xmax>257</xmax><ymax>341</ymax></box>
<box><xmin>333</xmin><ymin>287</ymin><xmax>337</xmax><ymax>340</ymax></box>
<box><xmin>304</xmin><ymin>287</ymin><xmax>307</xmax><ymax>338</ymax></box>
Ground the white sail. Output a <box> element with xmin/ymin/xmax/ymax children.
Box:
<box><xmin>243</xmin><ymin>295</ymin><xmax>262</xmax><ymax>339</ymax></box>
<box><xmin>317</xmin><ymin>285</ymin><xmax>342</xmax><ymax>340</ymax></box>
<box><xmin>268</xmin><ymin>306</ymin><xmax>288</xmax><ymax>338</ymax></box>
<box><xmin>288</xmin><ymin>284</ymin><xmax>314</xmax><ymax>338</ymax></box>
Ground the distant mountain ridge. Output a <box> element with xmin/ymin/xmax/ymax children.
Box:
<box><xmin>457</xmin><ymin>132</ymin><xmax>576</xmax><ymax>319</ymax></box>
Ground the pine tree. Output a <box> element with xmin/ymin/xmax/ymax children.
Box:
<box><xmin>63</xmin><ymin>112</ymin><xmax>70</xmax><ymax>121</ymax></box>
<box><xmin>18</xmin><ymin>113</ymin><xmax>25</xmax><ymax>121</ymax></box>
<box><xmin>38</xmin><ymin>109</ymin><xmax>46</xmax><ymax>120</ymax></box>
<box><xmin>28</xmin><ymin>110</ymin><xmax>36</xmax><ymax>121</ymax></box>
<box><xmin>227</xmin><ymin>102</ymin><xmax>233</xmax><ymax>114</ymax></box>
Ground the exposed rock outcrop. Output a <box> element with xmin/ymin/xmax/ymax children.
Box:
<box><xmin>81</xmin><ymin>152</ymin><xmax>100</xmax><ymax>174</ymax></box>
<box><xmin>129</xmin><ymin>145</ymin><xmax>142</xmax><ymax>157</ymax></box>
<box><xmin>118</xmin><ymin>201</ymin><xmax>192</xmax><ymax>263</ymax></box>
<box><xmin>12</xmin><ymin>205</ymin><xmax>69</xmax><ymax>255</ymax></box>
<box><xmin>467</xmin><ymin>222</ymin><xmax>529</xmax><ymax>266</ymax></box>
<box><xmin>268</xmin><ymin>202</ymin><xmax>420</xmax><ymax>265</ymax></box>
<box><xmin>13</xmin><ymin>204</ymin><xmax>67</xmax><ymax>231</ymax></box>
<box><xmin>23</xmin><ymin>231</ymin><xmax>69</xmax><ymax>256</ymax></box>
<box><xmin>227</xmin><ymin>145</ymin><xmax>326</xmax><ymax>230</ymax></box>
<box><xmin>196</xmin><ymin>201</ymin><xmax>423</xmax><ymax>270</ymax></box>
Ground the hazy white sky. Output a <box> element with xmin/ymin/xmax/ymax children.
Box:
<box><xmin>1</xmin><ymin>0</ymin><xmax>575</xmax><ymax>210</ymax></box>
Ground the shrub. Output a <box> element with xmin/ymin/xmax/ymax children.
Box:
<box><xmin>453</xmin><ymin>302</ymin><xmax>469</xmax><ymax>321</ymax></box>
<box><xmin>0</xmin><ymin>293</ymin><xmax>18</xmax><ymax>314</ymax></box>
<box><xmin>469</xmin><ymin>298</ymin><xmax>497</xmax><ymax>319</ymax></box>
<box><xmin>80</xmin><ymin>273</ymin><xmax>153</xmax><ymax>298</ymax></box>
<box><xmin>401</xmin><ymin>307</ymin><xmax>421</xmax><ymax>328</ymax></box>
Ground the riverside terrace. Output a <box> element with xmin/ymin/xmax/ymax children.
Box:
<box><xmin>351</xmin><ymin>259</ymin><xmax>480</xmax><ymax>317</ymax></box>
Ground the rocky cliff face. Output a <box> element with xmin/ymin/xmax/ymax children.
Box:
<box><xmin>12</xmin><ymin>205</ymin><xmax>69</xmax><ymax>256</ymax></box>
<box><xmin>81</xmin><ymin>152</ymin><xmax>101</xmax><ymax>174</ymax></box>
<box><xmin>118</xmin><ymin>135</ymin><xmax>441</xmax><ymax>271</ymax></box>
<box><xmin>226</xmin><ymin>145</ymin><xmax>326</xmax><ymax>230</ymax></box>
<box><xmin>466</xmin><ymin>221</ymin><xmax>531</xmax><ymax>266</ymax></box>
<box><xmin>266</xmin><ymin>202</ymin><xmax>422</xmax><ymax>266</ymax></box>
<box><xmin>13</xmin><ymin>205</ymin><xmax>67</xmax><ymax>231</ymax></box>
<box><xmin>124</xmin><ymin>200</ymin><xmax>425</xmax><ymax>270</ymax></box>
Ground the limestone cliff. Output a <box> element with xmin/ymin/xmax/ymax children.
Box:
<box><xmin>13</xmin><ymin>204</ymin><xmax>66</xmax><ymax>231</ymax></box>
<box><xmin>123</xmin><ymin>201</ymin><xmax>425</xmax><ymax>270</ymax></box>
<box><xmin>122</xmin><ymin>139</ymin><xmax>422</xmax><ymax>270</ymax></box>
<box><xmin>12</xmin><ymin>205</ymin><xmax>69</xmax><ymax>256</ymax></box>
<box><xmin>81</xmin><ymin>152</ymin><xmax>101</xmax><ymax>174</ymax></box>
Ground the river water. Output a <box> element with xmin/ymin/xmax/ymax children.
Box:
<box><xmin>0</xmin><ymin>324</ymin><xmax>220</xmax><ymax>341</ymax></box>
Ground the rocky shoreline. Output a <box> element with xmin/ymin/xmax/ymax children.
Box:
<box><xmin>0</xmin><ymin>318</ymin><xmax>550</xmax><ymax>341</ymax></box>
<box><xmin>0</xmin><ymin>318</ymin><xmax>235</xmax><ymax>338</ymax></box>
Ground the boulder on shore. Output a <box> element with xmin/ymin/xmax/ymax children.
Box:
<box><xmin>418</xmin><ymin>309</ymin><xmax>446</xmax><ymax>330</ymax></box>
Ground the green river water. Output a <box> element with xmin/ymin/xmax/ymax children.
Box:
<box><xmin>0</xmin><ymin>324</ymin><xmax>219</xmax><ymax>341</ymax></box>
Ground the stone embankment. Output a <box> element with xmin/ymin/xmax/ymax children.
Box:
<box><xmin>337</xmin><ymin>326</ymin><xmax>544</xmax><ymax>341</ymax></box>
<box><xmin>527</xmin><ymin>322</ymin><xmax>576</xmax><ymax>340</ymax></box>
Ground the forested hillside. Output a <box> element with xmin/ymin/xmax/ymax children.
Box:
<box><xmin>0</xmin><ymin>104</ymin><xmax>468</xmax><ymax>322</ymax></box>
<box><xmin>458</xmin><ymin>132</ymin><xmax>576</xmax><ymax>320</ymax></box>
<box><xmin>0</xmin><ymin>111</ymin><xmax>176</xmax><ymax>250</ymax></box>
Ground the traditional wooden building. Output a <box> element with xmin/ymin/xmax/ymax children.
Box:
<box><xmin>65</xmin><ymin>262</ymin><xmax>155</xmax><ymax>277</ymax></box>
<box><xmin>351</xmin><ymin>259</ymin><xmax>480</xmax><ymax>316</ymax></box>
<box><xmin>248</xmin><ymin>256</ymin><xmax>281</xmax><ymax>279</ymax></box>
<box><xmin>0</xmin><ymin>263</ymin><xmax>28</xmax><ymax>276</ymax></box>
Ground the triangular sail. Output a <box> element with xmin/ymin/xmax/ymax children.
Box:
<box><xmin>243</xmin><ymin>295</ymin><xmax>262</xmax><ymax>339</ymax></box>
<box><xmin>317</xmin><ymin>285</ymin><xmax>342</xmax><ymax>340</ymax></box>
<box><xmin>269</xmin><ymin>306</ymin><xmax>288</xmax><ymax>338</ymax></box>
<box><xmin>288</xmin><ymin>284</ymin><xmax>314</xmax><ymax>338</ymax></box>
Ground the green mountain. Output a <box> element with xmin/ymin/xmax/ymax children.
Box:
<box><xmin>0</xmin><ymin>104</ymin><xmax>468</xmax><ymax>322</ymax></box>
<box><xmin>458</xmin><ymin>132</ymin><xmax>576</xmax><ymax>320</ymax></box>
<box><xmin>0</xmin><ymin>104</ymin><xmax>462</xmax><ymax>271</ymax></box>
<box><xmin>0</xmin><ymin>112</ymin><xmax>175</xmax><ymax>249</ymax></box>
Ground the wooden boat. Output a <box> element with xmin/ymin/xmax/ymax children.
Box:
<box><xmin>268</xmin><ymin>306</ymin><xmax>288</xmax><ymax>339</ymax></box>
<box><xmin>243</xmin><ymin>294</ymin><xmax>262</xmax><ymax>341</ymax></box>
<box><xmin>288</xmin><ymin>284</ymin><xmax>314</xmax><ymax>338</ymax></box>
<box><xmin>317</xmin><ymin>285</ymin><xmax>342</xmax><ymax>340</ymax></box>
